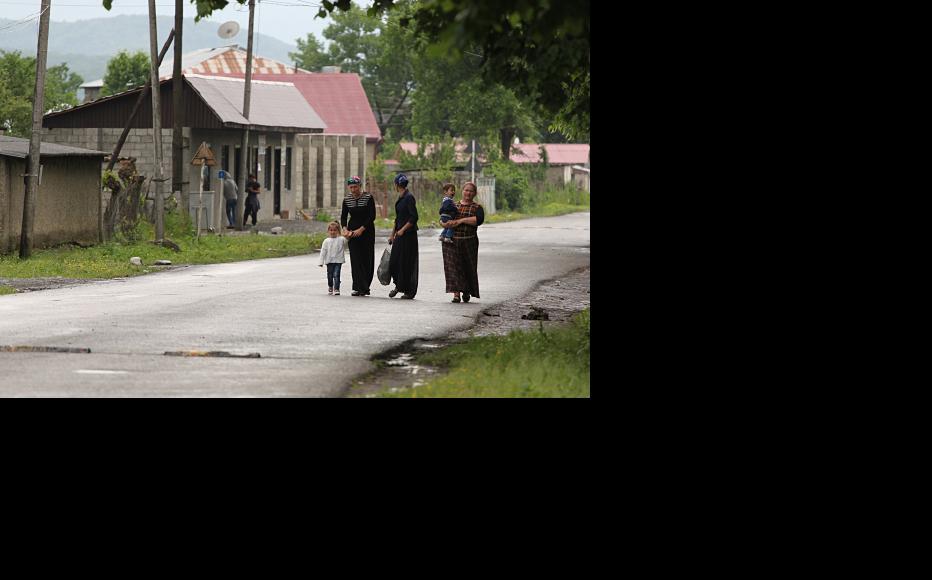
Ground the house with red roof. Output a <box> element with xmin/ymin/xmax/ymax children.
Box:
<box><xmin>510</xmin><ymin>143</ymin><xmax>590</xmax><ymax>191</ymax></box>
<box><xmin>385</xmin><ymin>141</ymin><xmax>589</xmax><ymax>191</ymax></box>
<box><xmin>213</xmin><ymin>70</ymin><xmax>382</xmax><ymax>162</ymax></box>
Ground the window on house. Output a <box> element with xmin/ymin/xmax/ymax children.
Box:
<box><xmin>285</xmin><ymin>147</ymin><xmax>292</xmax><ymax>190</ymax></box>
<box><xmin>221</xmin><ymin>145</ymin><xmax>230</xmax><ymax>175</ymax></box>
<box><xmin>264</xmin><ymin>146</ymin><xmax>272</xmax><ymax>189</ymax></box>
<box><xmin>234</xmin><ymin>146</ymin><xmax>241</xmax><ymax>184</ymax></box>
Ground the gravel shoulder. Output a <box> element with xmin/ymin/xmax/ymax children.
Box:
<box><xmin>346</xmin><ymin>266</ymin><xmax>590</xmax><ymax>397</ymax></box>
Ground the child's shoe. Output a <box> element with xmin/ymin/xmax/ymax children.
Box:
<box><xmin>328</xmin><ymin>287</ymin><xmax>333</xmax><ymax>295</ymax></box>
<box><xmin>334</xmin><ymin>290</ymin><xmax>340</xmax><ymax>295</ymax></box>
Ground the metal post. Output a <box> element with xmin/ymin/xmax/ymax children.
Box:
<box><xmin>19</xmin><ymin>0</ymin><xmax>51</xmax><ymax>259</ymax></box>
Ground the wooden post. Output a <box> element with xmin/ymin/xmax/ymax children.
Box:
<box><xmin>172</xmin><ymin>0</ymin><xmax>185</xmax><ymax>213</ymax></box>
<box><xmin>237</xmin><ymin>0</ymin><xmax>256</xmax><ymax>230</ymax></box>
<box><xmin>148</xmin><ymin>0</ymin><xmax>165</xmax><ymax>241</ymax></box>
<box><xmin>19</xmin><ymin>0</ymin><xmax>51</xmax><ymax>259</ymax></box>
<box><xmin>106</xmin><ymin>30</ymin><xmax>174</xmax><ymax>172</ymax></box>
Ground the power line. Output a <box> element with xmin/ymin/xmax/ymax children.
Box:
<box><xmin>0</xmin><ymin>5</ymin><xmax>47</xmax><ymax>32</ymax></box>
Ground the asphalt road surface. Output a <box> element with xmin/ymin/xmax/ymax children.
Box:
<box><xmin>0</xmin><ymin>212</ymin><xmax>590</xmax><ymax>397</ymax></box>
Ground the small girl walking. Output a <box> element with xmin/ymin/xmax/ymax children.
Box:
<box><xmin>319</xmin><ymin>221</ymin><xmax>347</xmax><ymax>295</ymax></box>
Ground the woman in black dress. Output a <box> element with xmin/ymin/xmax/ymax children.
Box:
<box><xmin>387</xmin><ymin>173</ymin><xmax>419</xmax><ymax>299</ymax></box>
<box><xmin>442</xmin><ymin>181</ymin><xmax>485</xmax><ymax>303</ymax></box>
<box><xmin>340</xmin><ymin>176</ymin><xmax>376</xmax><ymax>296</ymax></box>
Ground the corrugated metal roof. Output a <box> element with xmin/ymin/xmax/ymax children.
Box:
<box><xmin>213</xmin><ymin>72</ymin><xmax>380</xmax><ymax>141</ymax></box>
<box><xmin>184</xmin><ymin>74</ymin><xmax>326</xmax><ymax>131</ymax></box>
<box><xmin>81</xmin><ymin>45</ymin><xmax>310</xmax><ymax>94</ymax></box>
<box><xmin>510</xmin><ymin>143</ymin><xmax>590</xmax><ymax>165</ymax></box>
<box><xmin>0</xmin><ymin>135</ymin><xmax>106</xmax><ymax>159</ymax></box>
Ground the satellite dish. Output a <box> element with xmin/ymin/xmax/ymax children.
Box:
<box><xmin>218</xmin><ymin>21</ymin><xmax>240</xmax><ymax>39</ymax></box>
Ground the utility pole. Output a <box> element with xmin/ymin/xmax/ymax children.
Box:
<box><xmin>106</xmin><ymin>30</ymin><xmax>173</xmax><ymax>172</ymax></box>
<box><xmin>237</xmin><ymin>0</ymin><xmax>256</xmax><ymax>230</ymax></box>
<box><xmin>19</xmin><ymin>0</ymin><xmax>51</xmax><ymax>259</ymax></box>
<box><xmin>148</xmin><ymin>0</ymin><xmax>165</xmax><ymax>241</ymax></box>
<box><xmin>172</xmin><ymin>0</ymin><xmax>184</xmax><ymax>214</ymax></box>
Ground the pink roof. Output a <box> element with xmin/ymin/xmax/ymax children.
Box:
<box><xmin>510</xmin><ymin>143</ymin><xmax>589</xmax><ymax>165</ymax></box>
<box><xmin>213</xmin><ymin>72</ymin><xmax>381</xmax><ymax>142</ymax></box>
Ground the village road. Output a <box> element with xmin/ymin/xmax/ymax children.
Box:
<box><xmin>0</xmin><ymin>212</ymin><xmax>589</xmax><ymax>396</ymax></box>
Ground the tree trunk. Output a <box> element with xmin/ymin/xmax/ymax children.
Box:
<box><xmin>500</xmin><ymin>127</ymin><xmax>515</xmax><ymax>161</ymax></box>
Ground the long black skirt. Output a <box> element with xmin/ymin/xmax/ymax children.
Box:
<box><xmin>389</xmin><ymin>231</ymin><xmax>419</xmax><ymax>297</ymax></box>
<box><xmin>348</xmin><ymin>229</ymin><xmax>375</xmax><ymax>293</ymax></box>
<box><xmin>442</xmin><ymin>236</ymin><xmax>480</xmax><ymax>298</ymax></box>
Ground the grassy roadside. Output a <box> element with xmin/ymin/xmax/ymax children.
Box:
<box><xmin>486</xmin><ymin>203</ymin><xmax>589</xmax><ymax>224</ymax></box>
<box><xmin>380</xmin><ymin>309</ymin><xmax>590</xmax><ymax>398</ymax></box>
<box><xmin>376</xmin><ymin>204</ymin><xmax>589</xmax><ymax>229</ymax></box>
<box><xmin>0</xmin><ymin>212</ymin><xmax>326</xmax><ymax>280</ymax></box>
<box><xmin>0</xmin><ymin>285</ymin><xmax>15</xmax><ymax>296</ymax></box>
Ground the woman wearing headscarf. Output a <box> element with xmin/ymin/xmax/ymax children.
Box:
<box><xmin>387</xmin><ymin>173</ymin><xmax>419</xmax><ymax>299</ymax></box>
<box><xmin>442</xmin><ymin>181</ymin><xmax>485</xmax><ymax>303</ymax></box>
<box><xmin>340</xmin><ymin>176</ymin><xmax>376</xmax><ymax>296</ymax></box>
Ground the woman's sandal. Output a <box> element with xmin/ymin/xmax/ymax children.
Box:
<box><xmin>452</xmin><ymin>296</ymin><xmax>461</xmax><ymax>303</ymax></box>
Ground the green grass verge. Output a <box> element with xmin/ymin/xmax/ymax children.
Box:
<box><xmin>375</xmin><ymin>217</ymin><xmax>394</xmax><ymax>230</ymax></box>
<box><xmin>381</xmin><ymin>309</ymin><xmax>590</xmax><ymax>398</ymax></box>
<box><xmin>0</xmin><ymin>213</ymin><xmax>326</xmax><ymax>280</ymax></box>
<box><xmin>0</xmin><ymin>286</ymin><xmax>15</xmax><ymax>296</ymax></box>
<box><xmin>486</xmin><ymin>203</ymin><xmax>590</xmax><ymax>224</ymax></box>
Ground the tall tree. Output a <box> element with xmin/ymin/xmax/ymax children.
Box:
<box><xmin>411</xmin><ymin>48</ymin><xmax>538</xmax><ymax>159</ymax></box>
<box><xmin>315</xmin><ymin>0</ymin><xmax>590</xmax><ymax>141</ymax></box>
<box><xmin>101</xmin><ymin>50</ymin><xmax>151</xmax><ymax>97</ymax></box>
<box><xmin>0</xmin><ymin>51</ymin><xmax>82</xmax><ymax>137</ymax></box>
<box><xmin>291</xmin><ymin>2</ymin><xmax>417</xmax><ymax>136</ymax></box>
<box><xmin>290</xmin><ymin>34</ymin><xmax>331</xmax><ymax>72</ymax></box>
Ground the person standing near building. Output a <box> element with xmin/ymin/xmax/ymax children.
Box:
<box><xmin>219</xmin><ymin>170</ymin><xmax>238</xmax><ymax>228</ymax></box>
<box><xmin>244</xmin><ymin>173</ymin><xmax>261</xmax><ymax>227</ymax></box>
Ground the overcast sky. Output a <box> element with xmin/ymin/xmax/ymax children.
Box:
<box><xmin>0</xmin><ymin>0</ymin><xmax>364</xmax><ymax>47</ymax></box>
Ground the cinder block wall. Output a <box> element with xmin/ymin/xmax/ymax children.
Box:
<box><xmin>42</xmin><ymin>128</ymin><xmax>176</xmax><ymax>183</ymax></box>
<box><xmin>1</xmin><ymin>156</ymin><xmax>100</xmax><ymax>254</ymax></box>
<box><xmin>294</xmin><ymin>133</ymin><xmax>367</xmax><ymax>218</ymax></box>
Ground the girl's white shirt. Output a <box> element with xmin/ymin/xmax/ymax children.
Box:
<box><xmin>319</xmin><ymin>236</ymin><xmax>347</xmax><ymax>265</ymax></box>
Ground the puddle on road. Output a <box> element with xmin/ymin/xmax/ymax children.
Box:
<box><xmin>350</xmin><ymin>338</ymin><xmax>449</xmax><ymax>398</ymax></box>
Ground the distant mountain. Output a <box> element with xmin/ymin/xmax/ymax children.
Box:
<box><xmin>0</xmin><ymin>15</ymin><xmax>298</xmax><ymax>85</ymax></box>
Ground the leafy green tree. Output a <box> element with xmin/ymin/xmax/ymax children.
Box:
<box><xmin>411</xmin><ymin>48</ymin><xmax>538</xmax><ymax>159</ymax></box>
<box><xmin>298</xmin><ymin>2</ymin><xmax>417</xmax><ymax>136</ymax></box>
<box><xmin>101</xmin><ymin>50</ymin><xmax>150</xmax><ymax>97</ymax></box>
<box><xmin>308</xmin><ymin>0</ymin><xmax>590</xmax><ymax>141</ymax></box>
<box><xmin>0</xmin><ymin>50</ymin><xmax>83</xmax><ymax>137</ymax></box>
<box><xmin>290</xmin><ymin>33</ymin><xmax>331</xmax><ymax>72</ymax></box>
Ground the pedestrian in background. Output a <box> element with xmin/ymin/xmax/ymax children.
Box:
<box><xmin>219</xmin><ymin>170</ymin><xmax>238</xmax><ymax>228</ymax></box>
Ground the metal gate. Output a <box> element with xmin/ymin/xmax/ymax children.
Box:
<box><xmin>476</xmin><ymin>176</ymin><xmax>496</xmax><ymax>214</ymax></box>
